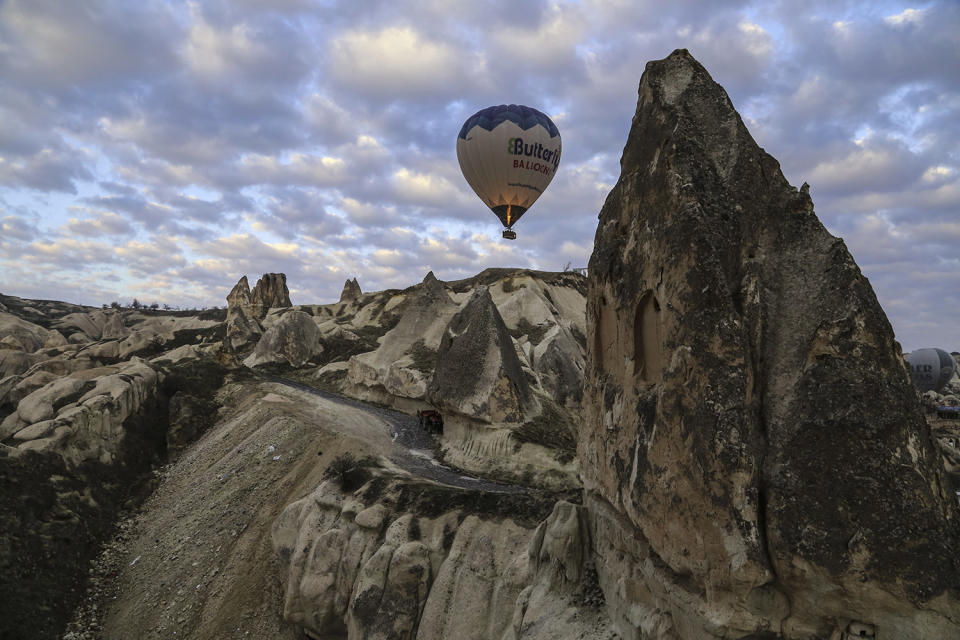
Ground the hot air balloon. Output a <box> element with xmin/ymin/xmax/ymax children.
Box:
<box><xmin>906</xmin><ymin>348</ymin><xmax>957</xmax><ymax>393</ymax></box>
<box><xmin>456</xmin><ymin>104</ymin><xmax>562</xmax><ymax>240</ymax></box>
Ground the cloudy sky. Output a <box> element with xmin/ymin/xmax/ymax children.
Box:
<box><xmin>0</xmin><ymin>0</ymin><xmax>957</xmax><ymax>351</ymax></box>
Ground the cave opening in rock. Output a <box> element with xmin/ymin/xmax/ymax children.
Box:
<box><xmin>633</xmin><ymin>292</ymin><xmax>663</xmax><ymax>383</ymax></box>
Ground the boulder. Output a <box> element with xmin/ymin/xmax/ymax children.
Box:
<box><xmin>43</xmin><ymin>330</ymin><xmax>68</xmax><ymax>348</ymax></box>
<box><xmin>15</xmin><ymin>376</ymin><xmax>89</xmax><ymax>426</ymax></box>
<box><xmin>427</xmin><ymin>287</ymin><xmax>537</xmax><ymax>425</ymax></box>
<box><xmin>0</xmin><ymin>313</ymin><xmax>51</xmax><ymax>353</ymax></box>
<box><xmin>53</xmin><ymin>310</ymin><xmax>111</xmax><ymax>340</ymax></box>
<box><xmin>582</xmin><ymin>49</ymin><xmax>960</xmax><ymax>639</ymax></box>
<box><xmin>250</xmin><ymin>273</ymin><xmax>292</xmax><ymax>319</ymax></box>
<box><xmin>244</xmin><ymin>310</ymin><xmax>323</xmax><ymax>369</ymax></box>
<box><xmin>5</xmin><ymin>371</ymin><xmax>59</xmax><ymax>409</ymax></box>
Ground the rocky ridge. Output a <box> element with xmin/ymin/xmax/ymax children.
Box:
<box><xmin>233</xmin><ymin>267</ymin><xmax>588</xmax><ymax>487</ymax></box>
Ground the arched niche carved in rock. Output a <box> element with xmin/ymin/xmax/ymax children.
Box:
<box><xmin>634</xmin><ymin>291</ymin><xmax>663</xmax><ymax>383</ymax></box>
<box><xmin>595</xmin><ymin>294</ymin><xmax>618</xmax><ymax>375</ymax></box>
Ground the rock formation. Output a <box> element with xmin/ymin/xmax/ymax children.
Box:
<box><xmin>272</xmin><ymin>475</ymin><xmax>612</xmax><ymax>640</ymax></box>
<box><xmin>428</xmin><ymin>286</ymin><xmax>537</xmax><ymax>425</ymax></box>
<box><xmin>340</xmin><ymin>277</ymin><xmax>362</xmax><ymax>303</ymax></box>
<box><xmin>582</xmin><ymin>49</ymin><xmax>960</xmax><ymax>638</ymax></box>
<box><xmin>251</xmin><ymin>272</ymin><xmax>292</xmax><ymax>319</ymax></box>
<box><xmin>225</xmin><ymin>275</ymin><xmax>262</xmax><ymax>351</ymax></box>
<box><xmin>243</xmin><ymin>310</ymin><xmax>324</xmax><ymax>369</ymax></box>
<box><xmin>347</xmin><ymin>271</ymin><xmax>457</xmax><ymax>409</ymax></box>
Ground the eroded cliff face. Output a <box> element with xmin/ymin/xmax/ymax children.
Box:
<box><xmin>582</xmin><ymin>49</ymin><xmax>960</xmax><ymax>639</ymax></box>
<box><xmin>272</xmin><ymin>476</ymin><xmax>615</xmax><ymax>640</ymax></box>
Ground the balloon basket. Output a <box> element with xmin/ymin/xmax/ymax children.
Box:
<box><xmin>502</xmin><ymin>229</ymin><xmax>517</xmax><ymax>240</ymax></box>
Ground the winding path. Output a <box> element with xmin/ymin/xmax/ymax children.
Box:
<box><xmin>256</xmin><ymin>372</ymin><xmax>528</xmax><ymax>494</ymax></box>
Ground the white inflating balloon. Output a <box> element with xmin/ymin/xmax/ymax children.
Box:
<box><xmin>456</xmin><ymin>104</ymin><xmax>562</xmax><ymax>231</ymax></box>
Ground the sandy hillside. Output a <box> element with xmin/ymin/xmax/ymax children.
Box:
<box><xmin>65</xmin><ymin>378</ymin><xmax>398</xmax><ymax>640</ymax></box>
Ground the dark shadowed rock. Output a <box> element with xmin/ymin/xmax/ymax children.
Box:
<box><xmin>250</xmin><ymin>273</ymin><xmax>291</xmax><ymax>318</ymax></box>
<box><xmin>582</xmin><ymin>49</ymin><xmax>960</xmax><ymax>639</ymax></box>
<box><xmin>340</xmin><ymin>277</ymin><xmax>362</xmax><ymax>303</ymax></box>
<box><xmin>428</xmin><ymin>287</ymin><xmax>536</xmax><ymax>424</ymax></box>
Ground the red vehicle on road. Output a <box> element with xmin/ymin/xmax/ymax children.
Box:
<box><xmin>417</xmin><ymin>409</ymin><xmax>444</xmax><ymax>435</ymax></box>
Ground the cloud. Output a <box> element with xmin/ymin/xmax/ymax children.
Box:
<box><xmin>65</xmin><ymin>210</ymin><xmax>137</xmax><ymax>237</ymax></box>
<box><xmin>1</xmin><ymin>214</ymin><xmax>38</xmax><ymax>242</ymax></box>
<box><xmin>0</xmin><ymin>146</ymin><xmax>95</xmax><ymax>194</ymax></box>
<box><xmin>328</xmin><ymin>26</ymin><xmax>487</xmax><ymax>99</ymax></box>
<box><xmin>0</xmin><ymin>0</ymin><xmax>956</xmax><ymax>351</ymax></box>
<box><xmin>240</xmin><ymin>153</ymin><xmax>348</xmax><ymax>187</ymax></box>
<box><xmin>0</xmin><ymin>0</ymin><xmax>178</xmax><ymax>88</ymax></box>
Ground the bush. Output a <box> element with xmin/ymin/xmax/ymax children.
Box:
<box><xmin>408</xmin><ymin>340</ymin><xmax>437</xmax><ymax>374</ymax></box>
<box><xmin>323</xmin><ymin>453</ymin><xmax>378</xmax><ymax>492</ymax></box>
<box><xmin>511</xmin><ymin>399</ymin><xmax>578</xmax><ymax>464</ymax></box>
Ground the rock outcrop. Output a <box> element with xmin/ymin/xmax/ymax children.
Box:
<box><xmin>243</xmin><ymin>310</ymin><xmax>324</xmax><ymax>369</ymax></box>
<box><xmin>1</xmin><ymin>358</ymin><xmax>162</xmax><ymax>466</ymax></box>
<box><xmin>251</xmin><ymin>273</ymin><xmax>292</xmax><ymax>319</ymax></box>
<box><xmin>582</xmin><ymin>49</ymin><xmax>960</xmax><ymax>638</ymax></box>
<box><xmin>272</xmin><ymin>476</ymin><xmax>610</xmax><ymax>640</ymax></box>
<box><xmin>0</xmin><ymin>313</ymin><xmax>54</xmax><ymax>353</ymax></box>
<box><xmin>428</xmin><ymin>286</ymin><xmax>537</xmax><ymax>425</ymax></box>
<box><xmin>347</xmin><ymin>271</ymin><xmax>457</xmax><ymax>409</ymax></box>
<box><xmin>225</xmin><ymin>276</ymin><xmax>262</xmax><ymax>351</ymax></box>
<box><xmin>340</xmin><ymin>277</ymin><xmax>362</xmax><ymax>303</ymax></box>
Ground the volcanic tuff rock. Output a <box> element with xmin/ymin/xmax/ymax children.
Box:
<box><xmin>583</xmin><ymin>49</ymin><xmax>960</xmax><ymax>638</ymax></box>
<box><xmin>273</xmin><ymin>477</ymin><xmax>614</xmax><ymax>640</ymax></box>
<box><xmin>251</xmin><ymin>272</ymin><xmax>292</xmax><ymax>319</ymax></box>
<box><xmin>347</xmin><ymin>271</ymin><xmax>458</xmax><ymax>409</ymax></box>
<box><xmin>243</xmin><ymin>310</ymin><xmax>324</xmax><ymax>369</ymax></box>
<box><xmin>340</xmin><ymin>277</ymin><xmax>362</xmax><ymax>302</ymax></box>
<box><xmin>428</xmin><ymin>286</ymin><xmax>537</xmax><ymax>425</ymax></box>
<box><xmin>225</xmin><ymin>275</ymin><xmax>263</xmax><ymax>351</ymax></box>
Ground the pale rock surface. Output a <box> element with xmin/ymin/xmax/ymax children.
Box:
<box><xmin>3</xmin><ymin>358</ymin><xmax>161</xmax><ymax>465</ymax></box>
<box><xmin>0</xmin><ymin>349</ymin><xmax>38</xmax><ymax>377</ymax></box>
<box><xmin>272</xmin><ymin>478</ymin><xmax>535</xmax><ymax>640</ymax></box>
<box><xmin>0</xmin><ymin>335</ymin><xmax>25</xmax><ymax>350</ymax></box>
<box><xmin>347</xmin><ymin>271</ymin><xmax>457</xmax><ymax>408</ymax></box>
<box><xmin>43</xmin><ymin>330</ymin><xmax>68</xmax><ymax>348</ymax></box>
<box><xmin>582</xmin><ymin>49</ymin><xmax>960</xmax><ymax>639</ymax></box>
<box><xmin>3</xmin><ymin>371</ymin><xmax>59</xmax><ymax>411</ymax></box>
<box><xmin>53</xmin><ymin>310</ymin><xmax>112</xmax><ymax>341</ymax></box>
<box><xmin>244</xmin><ymin>310</ymin><xmax>324</xmax><ymax>368</ymax></box>
<box><xmin>502</xmin><ymin>501</ymin><xmax>615</xmax><ymax>640</ymax></box>
<box><xmin>0</xmin><ymin>312</ymin><xmax>53</xmax><ymax>353</ymax></box>
<box><xmin>100</xmin><ymin>312</ymin><xmax>129</xmax><ymax>339</ymax></box>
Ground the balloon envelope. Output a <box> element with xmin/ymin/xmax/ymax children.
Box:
<box><xmin>456</xmin><ymin>104</ymin><xmax>561</xmax><ymax>231</ymax></box>
<box><xmin>906</xmin><ymin>348</ymin><xmax>957</xmax><ymax>392</ymax></box>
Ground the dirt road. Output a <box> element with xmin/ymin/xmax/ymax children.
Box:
<box><xmin>257</xmin><ymin>372</ymin><xmax>527</xmax><ymax>493</ymax></box>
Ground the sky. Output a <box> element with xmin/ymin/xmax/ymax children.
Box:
<box><xmin>0</xmin><ymin>0</ymin><xmax>957</xmax><ymax>351</ymax></box>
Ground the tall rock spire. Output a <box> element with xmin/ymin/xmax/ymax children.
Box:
<box><xmin>583</xmin><ymin>49</ymin><xmax>959</xmax><ymax>639</ymax></box>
